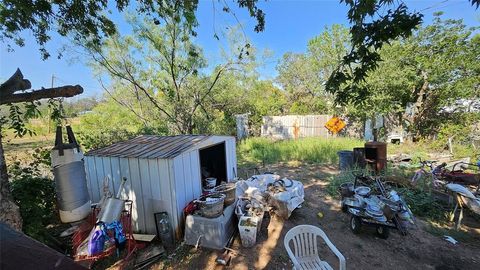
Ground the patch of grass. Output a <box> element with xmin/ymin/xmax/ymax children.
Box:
<box><xmin>325</xmin><ymin>169</ymin><xmax>357</xmax><ymax>196</ymax></box>
<box><xmin>397</xmin><ymin>187</ymin><xmax>449</xmax><ymax>221</ymax></box>
<box><xmin>237</xmin><ymin>137</ymin><xmax>364</xmax><ymax>167</ymax></box>
<box><xmin>425</xmin><ymin>223</ymin><xmax>474</xmax><ymax>243</ymax></box>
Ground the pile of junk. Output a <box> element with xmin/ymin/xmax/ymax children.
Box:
<box><xmin>184</xmin><ymin>173</ymin><xmax>304</xmax><ymax>254</ymax></box>
<box><xmin>50</xmin><ymin>126</ymin><xmax>137</xmax><ymax>268</ymax></box>
<box><xmin>340</xmin><ymin>173</ymin><xmax>415</xmax><ymax>239</ymax></box>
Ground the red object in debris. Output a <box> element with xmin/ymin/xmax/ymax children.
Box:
<box><xmin>72</xmin><ymin>200</ymin><xmax>137</xmax><ymax>269</ymax></box>
<box><xmin>183</xmin><ymin>200</ymin><xmax>198</xmax><ymax>216</ymax></box>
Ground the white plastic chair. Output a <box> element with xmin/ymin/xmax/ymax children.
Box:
<box><xmin>284</xmin><ymin>225</ymin><xmax>346</xmax><ymax>270</ymax></box>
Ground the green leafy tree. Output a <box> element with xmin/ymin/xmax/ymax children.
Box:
<box><xmin>0</xmin><ymin>0</ymin><xmax>264</xmax><ymax>59</ymax></box>
<box><xmin>277</xmin><ymin>24</ymin><xmax>350</xmax><ymax>114</ymax></box>
<box><xmin>84</xmin><ymin>12</ymin><xmax>256</xmax><ymax>135</ymax></box>
<box><xmin>361</xmin><ymin>14</ymin><xmax>480</xmax><ymax>139</ymax></box>
<box><xmin>326</xmin><ymin>0</ymin><xmax>479</xmax><ymax>105</ymax></box>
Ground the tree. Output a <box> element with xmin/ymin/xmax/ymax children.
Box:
<box><xmin>84</xmin><ymin>12</ymin><xmax>256</xmax><ymax>135</ymax></box>
<box><xmin>326</xmin><ymin>0</ymin><xmax>479</xmax><ymax>105</ymax></box>
<box><xmin>0</xmin><ymin>0</ymin><xmax>265</xmax><ymax>59</ymax></box>
<box><xmin>276</xmin><ymin>24</ymin><xmax>350</xmax><ymax>114</ymax></box>
<box><xmin>355</xmin><ymin>14</ymin><xmax>480</xmax><ymax>139</ymax></box>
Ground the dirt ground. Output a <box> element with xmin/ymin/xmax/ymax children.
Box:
<box><xmin>150</xmin><ymin>163</ymin><xmax>480</xmax><ymax>270</ymax></box>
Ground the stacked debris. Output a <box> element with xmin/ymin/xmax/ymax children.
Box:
<box><xmin>235</xmin><ymin>174</ymin><xmax>305</xmax><ymax>246</ymax></box>
<box><xmin>236</xmin><ymin>174</ymin><xmax>304</xmax><ymax>219</ymax></box>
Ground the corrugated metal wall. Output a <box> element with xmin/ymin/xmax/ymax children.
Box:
<box><xmin>85</xmin><ymin>156</ymin><xmax>175</xmax><ymax>234</ymax></box>
<box><xmin>261</xmin><ymin>115</ymin><xmax>333</xmax><ymax>139</ymax></box>
<box><xmin>84</xmin><ymin>136</ymin><xmax>237</xmax><ymax>237</ymax></box>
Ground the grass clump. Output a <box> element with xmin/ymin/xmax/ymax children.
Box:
<box><xmin>237</xmin><ymin>137</ymin><xmax>364</xmax><ymax>167</ymax></box>
<box><xmin>325</xmin><ymin>170</ymin><xmax>357</xmax><ymax>196</ymax></box>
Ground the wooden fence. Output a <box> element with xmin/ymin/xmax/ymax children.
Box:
<box><xmin>261</xmin><ymin>115</ymin><xmax>334</xmax><ymax>139</ymax></box>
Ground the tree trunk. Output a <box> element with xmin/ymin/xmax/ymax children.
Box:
<box><xmin>0</xmin><ymin>133</ymin><xmax>22</xmax><ymax>231</ymax></box>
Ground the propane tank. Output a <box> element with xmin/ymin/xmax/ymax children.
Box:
<box><xmin>51</xmin><ymin>126</ymin><xmax>91</xmax><ymax>223</ymax></box>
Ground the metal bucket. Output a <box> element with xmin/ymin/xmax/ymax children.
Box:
<box><xmin>197</xmin><ymin>193</ymin><xmax>226</xmax><ymax>218</ymax></box>
<box><xmin>214</xmin><ymin>183</ymin><xmax>236</xmax><ymax>206</ymax></box>
<box><xmin>339</xmin><ymin>182</ymin><xmax>354</xmax><ymax>198</ymax></box>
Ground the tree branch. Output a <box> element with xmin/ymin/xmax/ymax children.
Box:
<box><xmin>0</xmin><ymin>69</ymin><xmax>31</xmax><ymax>97</ymax></box>
<box><xmin>0</xmin><ymin>85</ymin><xmax>83</xmax><ymax>105</ymax></box>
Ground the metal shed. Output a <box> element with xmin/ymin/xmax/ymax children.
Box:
<box><xmin>84</xmin><ymin>135</ymin><xmax>237</xmax><ymax>238</ymax></box>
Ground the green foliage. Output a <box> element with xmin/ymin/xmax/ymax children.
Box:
<box><xmin>342</xmin><ymin>15</ymin><xmax>478</xmax><ymax>139</ymax></box>
<box><xmin>76</xmin><ymin>98</ymin><xmax>151</xmax><ymax>150</ymax></box>
<box><xmin>1</xmin><ymin>0</ymin><xmax>264</xmax><ymax>59</ymax></box>
<box><xmin>9</xmin><ymin>148</ymin><xmax>57</xmax><ymax>242</ymax></box>
<box><xmin>397</xmin><ymin>188</ymin><xmax>448</xmax><ymax>221</ymax></box>
<box><xmin>276</xmin><ymin>25</ymin><xmax>351</xmax><ymax>115</ymax></box>
<box><xmin>245</xmin><ymin>81</ymin><xmax>287</xmax><ymax>135</ymax></box>
<box><xmin>84</xmin><ymin>14</ymin><xmax>259</xmax><ymax>135</ymax></box>
<box><xmin>325</xmin><ymin>169</ymin><xmax>356</xmax><ymax>197</ymax></box>
<box><xmin>1</xmin><ymin>102</ymin><xmax>41</xmax><ymax>137</ymax></box>
<box><xmin>78</xmin><ymin>129</ymin><xmax>137</xmax><ymax>151</ymax></box>
<box><xmin>237</xmin><ymin>137</ymin><xmax>364</xmax><ymax>166</ymax></box>
<box><xmin>327</xmin><ymin>1</ymin><xmax>423</xmax><ymax>104</ymax></box>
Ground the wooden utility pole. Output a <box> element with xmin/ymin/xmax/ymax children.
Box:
<box><xmin>48</xmin><ymin>75</ymin><xmax>55</xmax><ymax>133</ymax></box>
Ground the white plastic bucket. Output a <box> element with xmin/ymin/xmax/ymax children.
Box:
<box><xmin>204</xmin><ymin>177</ymin><xmax>217</xmax><ymax>188</ymax></box>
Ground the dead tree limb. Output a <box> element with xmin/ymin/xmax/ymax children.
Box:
<box><xmin>0</xmin><ymin>68</ymin><xmax>31</xmax><ymax>97</ymax></box>
<box><xmin>0</xmin><ymin>85</ymin><xmax>83</xmax><ymax>105</ymax></box>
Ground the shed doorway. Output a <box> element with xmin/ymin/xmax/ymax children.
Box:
<box><xmin>199</xmin><ymin>142</ymin><xmax>227</xmax><ymax>186</ymax></box>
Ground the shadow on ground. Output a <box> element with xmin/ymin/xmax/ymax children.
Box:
<box><xmin>153</xmin><ymin>163</ymin><xmax>480</xmax><ymax>270</ymax></box>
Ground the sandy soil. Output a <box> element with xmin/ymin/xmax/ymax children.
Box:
<box><xmin>152</xmin><ymin>163</ymin><xmax>480</xmax><ymax>270</ymax></box>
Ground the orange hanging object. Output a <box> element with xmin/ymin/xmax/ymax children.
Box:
<box><xmin>325</xmin><ymin>117</ymin><xmax>346</xmax><ymax>134</ymax></box>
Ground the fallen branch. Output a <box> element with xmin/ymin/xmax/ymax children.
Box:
<box><xmin>0</xmin><ymin>85</ymin><xmax>83</xmax><ymax>105</ymax></box>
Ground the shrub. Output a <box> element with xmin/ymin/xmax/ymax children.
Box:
<box><xmin>9</xmin><ymin>149</ymin><xmax>57</xmax><ymax>242</ymax></box>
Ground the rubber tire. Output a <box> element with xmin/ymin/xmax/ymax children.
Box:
<box><xmin>376</xmin><ymin>226</ymin><xmax>390</xmax><ymax>239</ymax></box>
<box><xmin>350</xmin><ymin>216</ymin><xmax>362</xmax><ymax>234</ymax></box>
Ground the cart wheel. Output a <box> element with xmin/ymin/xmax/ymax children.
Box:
<box><xmin>341</xmin><ymin>202</ymin><xmax>348</xmax><ymax>213</ymax></box>
<box><xmin>350</xmin><ymin>216</ymin><xmax>362</xmax><ymax>234</ymax></box>
<box><xmin>376</xmin><ymin>226</ymin><xmax>390</xmax><ymax>239</ymax></box>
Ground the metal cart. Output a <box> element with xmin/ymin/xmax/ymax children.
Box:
<box><xmin>342</xmin><ymin>174</ymin><xmax>410</xmax><ymax>239</ymax></box>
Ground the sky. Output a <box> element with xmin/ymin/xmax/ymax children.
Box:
<box><xmin>1</xmin><ymin>0</ymin><xmax>479</xmax><ymax>98</ymax></box>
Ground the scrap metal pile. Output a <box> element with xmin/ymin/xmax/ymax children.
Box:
<box><xmin>341</xmin><ymin>174</ymin><xmax>414</xmax><ymax>239</ymax></box>
<box><xmin>234</xmin><ymin>174</ymin><xmax>304</xmax><ymax>247</ymax></box>
<box><xmin>236</xmin><ymin>174</ymin><xmax>305</xmax><ymax>220</ymax></box>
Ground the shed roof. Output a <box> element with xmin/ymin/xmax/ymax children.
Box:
<box><xmin>85</xmin><ymin>135</ymin><xmax>210</xmax><ymax>159</ymax></box>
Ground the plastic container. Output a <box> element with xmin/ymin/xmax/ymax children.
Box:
<box><xmin>214</xmin><ymin>183</ymin><xmax>236</xmax><ymax>206</ymax></box>
<box><xmin>87</xmin><ymin>226</ymin><xmax>105</xmax><ymax>256</ymax></box>
<box><xmin>184</xmin><ymin>203</ymin><xmax>236</xmax><ymax>250</ymax></box>
<box><xmin>204</xmin><ymin>177</ymin><xmax>217</xmax><ymax>188</ymax></box>
<box><xmin>337</xmin><ymin>150</ymin><xmax>354</xmax><ymax>170</ymax></box>
<box><xmin>238</xmin><ymin>216</ymin><xmax>259</xmax><ymax>247</ymax></box>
